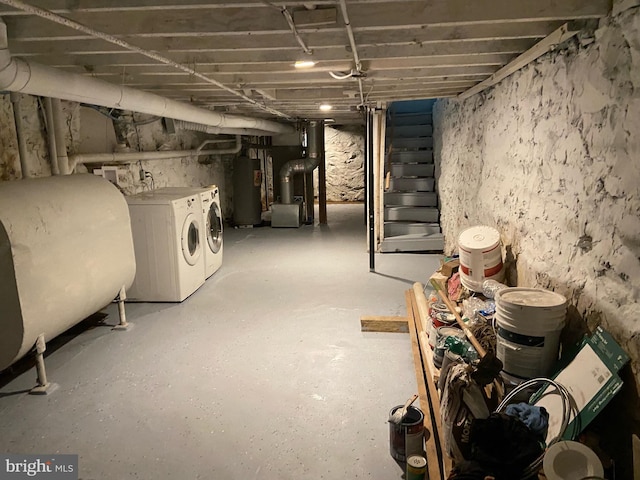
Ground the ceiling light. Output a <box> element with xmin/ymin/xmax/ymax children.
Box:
<box><xmin>294</xmin><ymin>60</ymin><xmax>316</xmax><ymax>69</ymax></box>
<box><xmin>319</xmin><ymin>104</ymin><xmax>332</xmax><ymax>111</ymax></box>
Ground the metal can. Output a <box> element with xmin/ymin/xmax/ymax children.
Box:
<box><xmin>406</xmin><ymin>455</ymin><xmax>427</xmax><ymax>480</ymax></box>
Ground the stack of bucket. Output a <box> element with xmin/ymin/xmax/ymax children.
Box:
<box><xmin>495</xmin><ymin>288</ymin><xmax>567</xmax><ymax>379</ymax></box>
<box><xmin>458</xmin><ymin>226</ymin><xmax>505</xmax><ymax>292</ymax></box>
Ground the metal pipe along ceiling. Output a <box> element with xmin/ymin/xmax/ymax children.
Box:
<box><xmin>279</xmin><ymin>120</ymin><xmax>324</xmax><ymax>204</ymax></box>
<box><xmin>0</xmin><ymin>21</ymin><xmax>296</xmax><ymax>136</ymax></box>
<box><xmin>338</xmin><ymin>0</ymin><xmax>365</xmax><ymax>105</ymax></box>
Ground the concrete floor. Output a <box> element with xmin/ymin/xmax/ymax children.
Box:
<box><xmin>0</xmin><ymin>204</ymin><xmax>440</xmax><ymax>480</ymax></box>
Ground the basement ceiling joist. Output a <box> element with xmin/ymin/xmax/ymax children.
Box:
<box><xmin>0</xmin><ymin>0</ymin><xmax>611</xmax><ymax>125</ymax></box>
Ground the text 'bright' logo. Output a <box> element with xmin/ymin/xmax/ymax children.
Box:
<box><xmin>1</xmin><ymin>455</ymin><xmax>78</xmax><ymax>479</ymax></box>
<box><xmin>5</xmin><ymin>459</ymin><xmax>53</xmax><ymax>476</ymax></box>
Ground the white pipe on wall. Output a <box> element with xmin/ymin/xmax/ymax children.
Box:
<box><xmin>50</xmin><ymin>98</ymin><xmax>70</xmax><ymax>175</ymax></box>
<box><xmin>9</xmin><ymin>92</ymin><xmax>30</xmax><ymax>178</ymax></box>
<box><xmin>69</xmin><ymin>136</ymin><xmax>242</xmax><ymax>167</ymax></box>
<box><xmin>42</xmin><ymin>97</ymin><xmax>60</xmax><ymax>175</ymax></box>
<box><xmin>0</xmin><ymin>21</ymin><xmax>295</xmax><ymax>136</ymax></box>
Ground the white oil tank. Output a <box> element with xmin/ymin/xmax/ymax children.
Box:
<box><xmin>0</xmin><ymin>174</ymin><xmax>136</xmax><ymax>372</ymax></box>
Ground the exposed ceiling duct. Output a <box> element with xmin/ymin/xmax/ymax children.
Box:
<box><xmin>280</xmin><ymin>120</ymin><xmax>324</xmax><ymax>205</ymax></box>
<box><xmin>174</xmin><ymin>120</ymin><xmax>281</xmax><ymax>137</ymax></box>
<box><xmin>0</xmin><ymin>19</ymin><xmax>296</xmax><ymax>136</ymax></box>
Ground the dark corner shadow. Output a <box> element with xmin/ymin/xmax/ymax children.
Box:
<box><xmin>0</xmin><ymin>388</ymin><xmax>31</xmax><ymax>398</ymax></box>
<box><xmin>370</xmin><ymin>270</ymin><xmax>417</xmax><ymax>285</ymax></box>
<box><xmin>0</xmin><ymin>311</ymin><xmax>111</xmax><ymax>392</ymax></box>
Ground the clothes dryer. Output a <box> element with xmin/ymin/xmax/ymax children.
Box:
<box><xmin>153</xmin><ymin>186</ymin><xmax>223</xmax><ymax>278</ymax></box>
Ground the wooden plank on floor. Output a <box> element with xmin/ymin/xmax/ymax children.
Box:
<box><xmin>360</xmin><ymin>315</ymin><xmax>408</xmax><ymax>333</ymax></box>
<box><xmin>405</xmin><ymin>290</ymin><xmax>444</xmax><ymax>480</ymax></box>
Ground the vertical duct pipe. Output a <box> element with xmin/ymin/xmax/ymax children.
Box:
<box><xmin>42</xmin><ymin>97</ymin><xmax>60</xmax><ymax>175</ymax></box>
<box><xmin>279</xmin><ymin>120</ymin><xmax>324</xmax><ymax>205</ymax></box>
<box><xmin>10</xmin><ymin>93</ymin><xmax>30</xmax><ymax>178</ymax></box>
<box><xmin>51</xmin><ymin>98</ymin><xmax>70</xmax><ymax>175</ymax></box>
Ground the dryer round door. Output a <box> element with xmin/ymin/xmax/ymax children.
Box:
<box><xmin>181</xmin><ymin>212</ymin><xmax>202</xmax><ymax>266</ymax></box>
<box><xmin>206</xmin><ymin>201</ymin><xmax>223</xmax><ymax>254</ymax></box>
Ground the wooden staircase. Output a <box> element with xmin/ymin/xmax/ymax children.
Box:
<box><xmin>381</xmin><ymin>100</ymin><xmax>444</xmax><ymax>253</ymax></box>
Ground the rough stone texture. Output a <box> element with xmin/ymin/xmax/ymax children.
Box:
<box><xmin>434</xmin><ymin>8</ymin><xmax>640</xmax><ymax>414</ymax></box>
<box><xmin>0</xmin><ymin>94</ymin><xmax>51</xmax><ymax>179</ymax></box>
<box><xmin>322</xmin><ymin>125</ymin><xmax>365</xmax><ymax>202</ymax></box>
<box><xmin>0</xmin><ymin>99</ymin><xmax>232</xmax><ymax>218</ymax></box>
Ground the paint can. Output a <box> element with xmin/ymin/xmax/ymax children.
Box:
<box><xmin>406</xmin><ymin>455</ymin><xmax>427</xmax><ymax>480</ymax></box>
<box><xmin>433</xmin><ymin>326</ymin><xmax>465</xmax><ymax>367</ymax></box>
<box><xmin>495</xmin><ymin>287</ymin><xmax>567</xmax><ymax>378</ymax></box>
<box><xmin>428</xmin><ymin>302</ymin><xmax>452</xmax><ymax>349</ymax></box>
<box><xmin>389</xmin><ymin>405</ymin><xmax>424</xmax><ymax>463</ymax></box>
<box><xmin>458</xmin><ymin>225</ymin><xmax>504</xmax><ymax>292</ymax></box>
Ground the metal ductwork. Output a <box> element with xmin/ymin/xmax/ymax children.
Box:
<box><xmin>0</xmin><ymin>19</ymin><xmax>296</xmax><ymax>136</ymax></box>
<box><xmin>174</xmin><ymin>120</ymin><xmax>281</xmax><ymax>137</ymax></box>
<box><xmin>279</xmin><ymin>120</ymin><xmax>324</xmax><ymax>204</ymax></box>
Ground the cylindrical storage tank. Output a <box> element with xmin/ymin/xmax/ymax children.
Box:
<box><xmin>458</xmin><ymin>225</ymin><xmax>504</xmax><ymax>292</ymax></box>
<box><xmin>0</xmin><ymin>175</ymin><xmax>136</xmax><ymax>372</ymax></box>
<box><xmin>232</xmin><ymin>156</ymin><xmax>262</xmax><ymax>226</ymax></box>
<box><xmin>495</xmin><ymin>287</ymin><xmax>567</xmax><ymax>379</ymax></box>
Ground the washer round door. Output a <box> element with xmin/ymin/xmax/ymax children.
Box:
<box><xmin>181</xmin><ymin>212</ymin><xmax>202</xmax><ymax>266</ymax></box>
<box><xmin>207</xmin><ymin>201</ymin><xmax>223</xmax><ymax>254</ymax></box>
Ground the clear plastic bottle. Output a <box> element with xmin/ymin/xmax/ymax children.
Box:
<box><xmin>482</xmin><ymin>279</ymin><xmax>507</xmax><ymax>299</ymax></box>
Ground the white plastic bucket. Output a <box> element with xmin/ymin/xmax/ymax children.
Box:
<box><xmin>495</xmin><ymin>288</ymin><xmax>567</xmax><ymax>379</ymax></box>
<box><xmin>458</xmin><ymin>226</ymin><xmax>504</xmax><ymax>292</ymax></box>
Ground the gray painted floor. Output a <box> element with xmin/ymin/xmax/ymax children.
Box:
<box><xmin>0</xmin><ymin>204</ymin><xmax>440</xmax><ymax>480</ymax></box>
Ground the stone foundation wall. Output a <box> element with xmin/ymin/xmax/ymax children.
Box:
<box><xmin>434</xmin><ymin>6</ymin><xmax>640</xmax><ymax>423</ymax></box>
<box><xmin>322</xmin><ymin>125</ymin><xmax>364</xmax><ymax>202</ymax></box>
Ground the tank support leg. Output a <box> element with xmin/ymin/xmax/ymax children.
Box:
<box><xmin>112</xmin><ymin>285</ymin><xmax>130</xmax><ymax>331</ymax></box>
<box><xmin>30</xmin><ymin>334</ymin><xmax>53</xmax><ymax>395</ymax></box>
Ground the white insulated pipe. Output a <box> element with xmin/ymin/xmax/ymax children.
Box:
<box><xmin>0</xmin><ymin>0</ymin><xmax>294</xmax><ymax>121</ymax></box>
<box><xmin>9</xmin><ymin>92</ymin><xmax>30</xmax><ymax>178</ymax></box>
<box><xmin>69</xmin><ymin>136</ymin><xmax>242</xmax><ymax>167</ymax></box>
<box><xmin>50</xmin><ymin>98</ymin><xmax>70</xmax><ymax>175</ymax></box>
<box><xmin>0</xmin><ymin>21</ymin><xmax>295</xmax><ymax>136</ymax></box>
<box><xmin>0</xmin><ymin>55</ymin><xmax>295</xmax><ymax>135</ymax></box>
<box><xmin>42</xmin><ymin>97</ymin><xmax>60</xmax><ymax>175</ymax></box>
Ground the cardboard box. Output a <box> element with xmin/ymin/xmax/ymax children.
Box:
<box><xmin>532</xmin><ymin>326</ymin><xmax>629</xmax><ymax>442</ymax></box>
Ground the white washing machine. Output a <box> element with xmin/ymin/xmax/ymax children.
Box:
<box><xmin>154</xmin><ymin>186</ymin><xmax>223</xmax><ymax>278</ymax></box>
<box><xmin>126</xmin><ymin>191</ymin><xmax>205</xmax><ymax>301</ymax></box>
